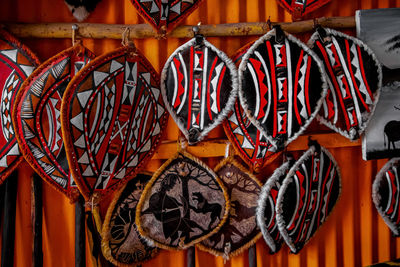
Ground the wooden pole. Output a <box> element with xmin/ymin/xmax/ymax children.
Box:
<box><xmin>2</xmin><ymin>16</ymin><xmax>355</xmax><ymax>40</ymax></box>
<box><xmin>75</xmin><ymin>195</ymin><xmax>86</xmax><ymax>267</ymax></box>
<box><xmin>248</xmin><ymin>245</ymin><xmax>257</xmax><ymax>267</ymax></box>
<box><xmin>187</xmin><ymin>247</ymin><xmax>195</xmax><ymax>267</ymax></box>
<box><xmin>32</xmin><ymin>173</ymin><xmax>43</xmax><ymax>267</ymax></box>
<box><xmin>1</xmin><ymin>171</ymin><xmax>18</xmax><ymax>267</ymax></box>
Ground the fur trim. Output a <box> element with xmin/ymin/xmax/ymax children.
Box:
<box><xmin>161</xmin><ymin>37</ymin><xmax>238</xmax><ymax>145</ymax></box>
<box><xmin>135</xmin><ymin>149</ymin><xmax>231</xmax><ymax>250</ymax></box>
<box><xmin>372</xmin><ymin>158</ymin><xmax>400</xmax><ymax>236</ymax></box>
<box><xmin>256</xmin><ymin>161</ymin><xmax>291</xmax><ymax>253</ymax></box>
<box><xmin>275</xmin><ymin>145</ymin><xmax>342</xmax><ymax>253</ymax></box>
<box><xmin>238</xmin><ymin>28</ymin><xmax>328</xmax><ymax>151</ymax></box>
<box><xmin>64</xmin><ymin>0</ymin><xmax>101</xmax><ymax>22</ymax></box>
<box><xmin>197</xmin><ymin>156</ymin><xmax>262</xmax><ymax>259</ymax></box>
<box><xmin>308</xmin><ymin>27</ymin><xmax>382</xmax><ymax>141</ymax></box>
<box><xmin>101</xmin><ymin>172</ymin><xmax>159</xmax><ymax>267</ymax></box>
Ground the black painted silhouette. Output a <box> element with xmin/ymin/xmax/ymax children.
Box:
<box><xmin>383</xmin><ymin>106</ymin><xmax>400</xmax><ymax>150</ymax></box>
<box><xmin>191</xmin><ymin>192</ymin><xmax>222</xmax><ymax>229</ymax></box>
<box><xmin>230</xmin><ymin>200</ymin><xmax>257</xmax><ymax>221</ymax></box>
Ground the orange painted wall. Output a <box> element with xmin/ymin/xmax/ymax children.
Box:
<box><xmin>1</xmin><ymin>0</ymin><xmax>400</xmax><ymax>266</ymax></box>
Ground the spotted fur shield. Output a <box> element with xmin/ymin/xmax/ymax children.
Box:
<box><xmin>276</xmin><ymin>144</ymin><xmax>341</xmax><ymax>253</ymax></box>
<box><xmin>136</xmin><ymin>149</ymin><xmax>230</xmax><ymax>250</ymax></box>
<box><xmin>102</xmin><ymin>173</ymin><xmax>159</xmax><ymax>266</ymax></box>
<box><xmin>224</xmin><ymin>44</ymin><xmax>279</xmax><ymax>172</ymax></box>
<box><xmin>13</xmin><ymin>44</ymin><xmax>94</xmax><ymax>201</ymax></box>
<box><xmin>61</xmin><ymin>45</ymin><xmax>168</xmax><ymax>201</ymax></box>
<box><xmin>276</xmin><ymin>0</ymin><xmax>331</xmax><ymax>20</ymax></box>
<box><xmin>373</xmin><ymin>158</ymin><xmax>400</xmax><ymax>236</ymax></box>
<box><xmin>161</xmin><ymin>36</ymin><xmax>238</xmax><ymax>145</ymax></box>
<box><xmin>198</xmin><ymin>157</ymin><xmax>262</xmax><ymax>259</ymax></box>
<box><xmin>239</xmin><ymin>26</ymin><xmax>327</xmax><ymax>151</ymax></box>
<box><xmin>308</xmin><ymin>27</ymin><xmax>382</xmax><ymax>140</ymax></box>
<box><xmin>131</xmin><ymin>0</ymin><xmax>204</xmax><ymax>32</ymax></box>
<box><xmin>256</xmin><ymin>160</ymin><xmax>293</xmax><ymax>254</ymax></box>
<box><xmin>0</xmin><ymin>29</ymin><xmax>40</xmax><ymax>184</ymax></box>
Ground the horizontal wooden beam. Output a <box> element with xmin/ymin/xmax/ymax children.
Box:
<box><xmin>2</xmin><ymin>16</ymin><xmax>355</xmax><ymax>40</ymax></box>
<box><xmin>152</xmin><ymin>133</ymin><xmax>360</xmax><ymax>159</ymax></box>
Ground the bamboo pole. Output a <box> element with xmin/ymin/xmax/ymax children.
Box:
<box><xmin>2</xmin><ymin>16</ymin><xmax>355</xmax><ymax>40</ymax></box>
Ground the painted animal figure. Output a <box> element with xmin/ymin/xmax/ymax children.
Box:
<box><xmin>191</xmin><ymin>192</ymin><xmax>222</xmax><ymax>229</ymax></box>
<box><xmin>384</xmin><ymin>120</ymin><xmax>400</xmax><ymax>150</ymax></box>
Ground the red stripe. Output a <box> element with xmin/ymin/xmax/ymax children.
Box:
<box><xmin>356</xmin><ymin>45</ymin><xmax>374</xmax><ymax>102</ymax></box>
<box><xmin>187</xmin><ymin>46</ymin><xmax>194</xmax><ymax>130</ymax></box>
<box><xmin>305</xmin><ymin>56</ymin><xmax>312</xmax><ymax>116</ymax></box>
<box><xmin>345</xmin><ymin>39</ymin><xmax>370</xmax><ymax>112</ymax></box>
<box><xmin>266</xmin><ymin>41</ymin><xmax>277</xmax><ymax>138</ymax></box>
<box><xmin>293</xmin><ymin>50</ymin><xmax>304</xmax><ymax>125</ymax></box>
<box><xmin>206</xmin><ymin>57</ymin><xmax>218</xmax><ymax>120</ymax></box>
<box><xmin>216</xmin><ymin>66</ymin><xmax>226</xmax><ymax>112</ymax></box>
<box><xmin>317</xmin><ymin>160</ymin><xmax>333</xmax><ymax>227</ymax></box>
<box><xmin>316</xmin><ymin>41</ymin><xmax>351</xmax><ymax>130</ymax></box>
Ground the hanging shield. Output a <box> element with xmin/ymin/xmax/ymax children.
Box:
<box><xmin>0</xmin><ymin>29</ymin><xmax>39</xmax><ymax>184</ymax></box>
<box><xmin>198</xmin><ymin>157</ymin><xmax>262</xmax><ymax>259</ymax></box>
<box><xmin>373</xmin><ymin>158</ymin><xmax>400</xmax><ymax>236</ymax></box>
<box><xmin>131</xmin><ymin>0</ymin><xmax>204</xmax><ymax>32</ymax></box>
<box><xmin>136</xmin><ymin>149</ymin><xmax>230</xmax><ymax>250</ymax></box>
<box><xmin>102</xmin><ymin>173</ymin><xmax>159</xmax><ymax>266</ymax></box>
<box><xmin>239</xmin><ymin>26</ymin><xmax>327</xmax><ymax>151</ymax></box>
<box><xmin>276</xmin><ymin>0</ymin><xmax>331</xmax><ymax>20</ymax></box>
<box><xmin>276</xmin><ymin>144</ymin><xmax>341</xmax><ymax>253</ymax></box>
<box><xmin>61</xmin><ymin>45</ymin><xmax>168</xmax><ymax>201</ymax></box>
<box><xmin>13</xmin><ymin>44</ymin><xmax>94</xmax><ymax>201</ymax></box>
<box><xmin>308</xmin><ymin>27</ymin><xmax>382</xmax><ymax>140</ymax></box>
<box><xmin>161</xmin><ymin>36</ymin><xmax>238</xmax><ymax>145</ymax></box>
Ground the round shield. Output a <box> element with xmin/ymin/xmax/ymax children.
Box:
<box><xmin>102</xmin><ymin>173</ymin><xmax>159</xmax><ymax>266</ymax></box>
<box><xmin>373</xmin><ymin>158</ymin><xmax>400</xmax><ymax>237</ymax></box>
<box><xmin>136</xmin><ymin>149</ymin><xmax>230</xmax><ymax>250</ymax></box>
<box><xmin>131</xmin><ymin>0</ymin><xmax>204</xmax><ymax>32</ymax></box>
<box><xmin>61</xmin><ymin>45</ymin><xmax>168</xmax><ymax>201</ymax></box>
<box><xmin>224</xmin><ymin>44</ymin><xmax>279</xmax><ymax>172</ymax></box>
<box><xmin>256</xmin><ymin>160</ymin><xmax>292</xmax><ymax>254</ymax></box>
<box><xmin>13</xmin><ymin>44</ymin><xmax>94</xmax><ymax>201</ymax></box>
<box><xmin>276</xmin><ymin>144</ymin><xmax>341</xmax><ymax>253</ymax></box>
<box><xmin>198</xmin><ymin>157</ymin><xmax>262</xmax><ymax>259</ymax></box>
<box><xmin>239</xmin><ymin>26</ymin><xmax>327</xmax><ymax>151</ymax></box>
<box><xmin>161</xmin><ymin>36</ymin><xmax>238</xmax><ymax>145</ymax></box>
<box><xmin>0</xmin><ymin>29</ymin><xmax>40</xmax><ymax>183</ymax></box>
<box><xmin>308</xmin><ymin>27</ymin><xmax>382</xmax><ymax>140</ymax></box>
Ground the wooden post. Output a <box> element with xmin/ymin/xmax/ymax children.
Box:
<box><xmin>32</xmin><ymin>173</ymin><xmax>43</xmax><ymax>267</ymax></box>
<box><xmin>187</xmin><ymin>247</ymin><xmax>195</xmax><ymax>267</ymax></box>
<box><xmin>248</xmin><ymin>245</ymin><xmax>257</xmax><ymax>267</ymax></box>
<box><xmin>75</xmin><ymin>195</ymin><xmax>86</xmax><ymax>267</ymax></box>
<box><xmin>1</xmin><ymin>171</ymin><xmax>18</xmax><ymax>267</ymax></box>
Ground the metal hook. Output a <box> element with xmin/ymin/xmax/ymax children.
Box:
<box><xmin>308</xmin><ymin>136</ymin><xmax>321</xmax><ymax>155</ymax></box>
<box><xmin>193</xmin><ymin>22</ymin><xmax>204</xmax><ymax>46</ymax></box>
<box><xmin>72</xmin><ymin>24</ymin><xmax>79</xmax><ymax>46</ymax></box>
<box><xmin>267</xmin><ymin>16</ymin><xmax>272</xmax><ymax>31</ymax></box>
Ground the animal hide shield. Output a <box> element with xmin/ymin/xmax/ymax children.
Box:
<box><xmin>13</xmin><ymin>44</ymin><xmax>94</xmax><ymax>201</ymax></box>
<box><xmin>61</xmin><ymin>45</ymin><xmax>168</xmax><ymax>201</ymax></box>
<box><xmin>256</xmin><ymin>160</ymin><xmax>292</xmax><ymax>254</ymax></box>
<box><xmin>136</xmin><ymin>149</ymin><xmax>230</xmax><ymax>250</ymax></box>
<box><xmin>276</xmin><ymin>144</ymin><xmax>341</xmax><ymax>254</ymax></box>
<box><xmin>309</xmin><ymin>27</ymin><xmax>382</xmax><ymax>141</ymax></box>
<box><xmin>0</xmin><ymin>29</ymin><xmax>39</xmax><ymax>184</ymax></box>
<box><xmin>131</xmin><ymin>0</ymin><xmax>204</xmax><ymax>33</ymax></box>
<box><xmin>64</xmin><ymin>0</ymin><xmax>102</xmax><ymax>22</ymax></box>
<box><xmin>198</xmin><ymin>157</ymin><xmax>262</xmax><ymax>259</ymax></box>
<box><xmin>276</xmin><ymin>0</ymin><xmax>331</xmax><ymax>20</ymax></box>
<box><xmin>238</xmin><ymin>26</ymin><xmax>327</xmax><ymax>151</ymax></box>
<box><xmin>372</xmin><ymin>158</ymin><xmax>400</xmax><ymax>236</ymax></box>
<box><xmin>102</xmin><ymin>173</ymin><xmax>159</xmax><ymax>266</ymax></box>
<box><xmin>223</xmin><ymin>44</ymin><xmax>279</xmax><ymax>172</ymax></box>
<box><xmin>161</xmin><ymin>36</ymin><xmax>238</xmax><ymax>145</ymax></box>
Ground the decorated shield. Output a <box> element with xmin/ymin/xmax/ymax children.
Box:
<box><xmin>224</xmin><ymin>44</ymin><xmax>279</xmax><ymax>172</ymax></box>
<box><xmin>372</xmin><ymin>158</ymin><xmax>400</xmax><ymax>236</ymax></box>
<box><xmin>276</xmin><ymin>143</ymin><xmax>341</xmax><ymax>253</ymax></box>
<box><xmin>0</xmin><ymin>29</ymin><xmax>39</xmax><ymax>183</ymax></box>
<box><xmin>131</xmin><ymin>0</ymin><xmax>204</xmax><ymax>33</ymax></box>
<box><xmin>239</xmin><ymin>26</ymin><xmax>327</xmax><ymax>151</ymax></box>
<box><xmin>276</xmin><ymin>0</ymin><xmax>331</xmax><ymax>20</ymax></box>
<box><xmin>61</xmin><ymin>45</ymin><xmax>168</xmax><ymax>201</ymax></box>
<box><xmin>308</xmin><ymin>27</ymin><xmax>382</xmax><ymax>140</ymax></box>
<box><xmin>161</xmin><ymin>35</ymin><xmax>238</xmax><ymax>145</ymax></box>
<box><xmin>198</xmin><ymin>157</ymin><xmax>262</xmax><ymax>259</ymax></box>
<box><xmin>102</xmin><ymin>173</ymin><xmax>159</xmax><ymax>266</ymax></box>
<box><xmin>256</xmin><ymin>160</ymin><xmax>293</xmax><ymax>254</ymax></box>
<box><xmin>13</xmin><ymin>44</ymin><xmax>94</xmax><ymax>201</ymax></box>
<box><xmin>136</xmin><ymin>149</ymin><xmax>230</xmax><ymax>250</ymax></box>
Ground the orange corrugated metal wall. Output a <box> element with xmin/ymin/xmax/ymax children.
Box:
<box><xmin>1</xmin><ymin>0</ymin><xmax>400</xmax><ymax>266</ymax></box>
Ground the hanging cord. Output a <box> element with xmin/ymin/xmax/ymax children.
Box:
<box><xmin>72</xmin><ymin>24</ymin><xmax>81</xmax><ymax>46</ymax></box>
